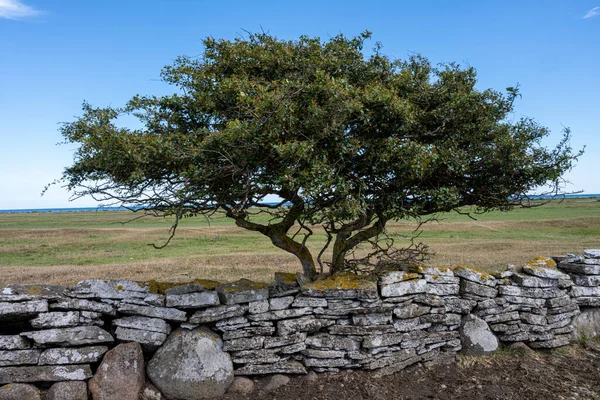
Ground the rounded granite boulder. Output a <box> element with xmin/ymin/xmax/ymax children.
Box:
<box><xmin>147</xmin><ymin>327</ymin><xmax>234</xmax><ymax>400</ymax></box>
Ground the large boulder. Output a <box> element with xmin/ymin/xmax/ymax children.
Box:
<box><xmin>459</xmin><ymin>314</ymin><xmax>499</xmax><ymax>355</ymax></box>
<box><xmin>147</xmin><ymin>327</ymin><xmax>234</xmax><ymax>400</ymax></box>
<box><xmin>88</xmin><ymin>342</ymin><xmax>145</xmax><ymax>400</ymax></box>
<box><xmin>0</xmin><ymin>383</ymin><xmax>41</xmax><ymax>400</ymax></box>
<box><xmin>46</xmin><ymin>381</ymin><xmax>88</xmax><ymax>400</ymax></box>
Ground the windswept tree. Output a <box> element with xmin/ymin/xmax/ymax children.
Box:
<box><xmin>56</xmin><ymin>31</ymin><xmax>581</xmax><ymax>278</ymax></box>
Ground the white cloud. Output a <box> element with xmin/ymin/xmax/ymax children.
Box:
<box><xmin>0</xmin><ymin>0</ymin><xmax>41</xmax><ymax>20</ymax></box>
<box><xmin>583</xmin><ymin>6</ymin><xmax>600</xmax><ymax>19</ymax></box>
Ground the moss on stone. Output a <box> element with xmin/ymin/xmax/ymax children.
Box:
<box><xmin>304</xmin><ymin>272</ymin><xmax>376</xmax><ymax>291</ymax></box>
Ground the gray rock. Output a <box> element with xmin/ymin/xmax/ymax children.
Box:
<box><xmin>302</xmin><ymin>349</ymin><xmax>346</xmax><ymax>358</ymax></box>
<box><xmin>227</xmin><ymin>377</ymin><xmax>254</xmax><ymax>394</ymax></box>
<box><xmin>231</xmin><ymin>349</ymin><xmax>280</xmax><ymax>364</ymax></box>
<box><xmin>423</xmin><ymin>275</ymin><xmax>460</xmax><ymax>284</ymax></box>
<box><xmin>46</xmin><ymin>381</ymin><xmax>88</xmax><ymax>400</ymax></box>
<box><xmin>21</xmin><ymin>326</ymin><xmax>113</xmax><ymax>346</ymax></box>
<box><xmin>292</xmin><ymin>297</ymin><xmax>327</xmax><ymax>308</ymax></box>
<box><xmin>570</xmin><ymin>274</ymin><xmax>600</xmax><ymax>287</ymax></box>
<box><xmin>165</xmin><ymin>292</ymin><xmax>219</xmax><ymax>309</ymax></box>
<box><xmin>528</xmin><ymin>335</ymin><xmax>572</xmax><ymax>349</ymax></box>
<box><xmin>497</xmin><ymin>285</ymin><xmax>565</xmax><ymax>299</ymax></box>
<box><xmin>188</xmin><ymin>305</ymin><xmax>247</xmax><ymax>324</ymax></box>
<box><xmin>0</xmin><ymin>300</ymin><xmax>48</xmax><ymax>320</ymax></box>
<box><xmin>51</xmin><ymin>299</ymin><xmax>116</xmax><ymax>316</ymax></box>
<box><xmin>234</xmin><ymin>360</ymin><xmax>306</xmax><ymax>375</ymax></box>
<box><xmin>460</xmin><ymin>280</ymin><xmax>498</xmax><ymax>298</ymax></box>
<box><xmin>247</xmin><ymin>307</ymin><xmax>312</xmax><ymax>322</ymax></box>
<box><xmin>352</xmin><ymin>312</ymin><xmax>392</xmax><ymax>326</ymax></box>
<box><xmin>300</xmin><ymin>274</ymin><xmax>378</xmax><ymax>300</ymax></box>
<box><xmin>394</xmin><ymin>317</ymin><xmax>431</xmax><ymax>332</ymax></box>
<box><xmin>0</xmin><ymin>383</ymin><xmax>41</xmax><ymax>400</ymax></box>
<box><xmin>502</xmin><ymin>295</ymin><xmax>546</xmax><ymax>307</ymax></box>
<box><xmin>277</xmin><ymin>316</ymin><xmax>334</xmax><ymax>336</ymax></box>
<box><xmin>113</xmin><ymin>316</ymin><xmax>171</xmax><ymax>334</ymax></box>
<box><xmin>264</xmin><ymin>333</ymin><xmax>306</xmax><ymax>349</ymax></box>
<box><xmin>269</xmin><ymin>296</ymin><xmax>294</xmax><ymax>311</ymax></box>
<box><xmin>380</xmin><ymin>279</ymin><xmax>427</xmax><ymax>298</ymax></box>
<box><xmin>0</xmin><ymin>336</ymin><xmax>29</xmax><ymax>351</ymax></box>
<box><xmin>217</xmin><ymin>279</ymin><xmax>269</xmax><ymax>305</ymax></box>
<box><xmin>328</xmin><ymin>324</ymin><xmax>396</xmax><ymax>336</ymax></box>
<box><xmin>363</xmin><ymin>348</ymin><xmax>417</xmax><ymax>370</ymax></box>
<box><xmin>305</xmin><ymin>334</ymin><xmax>360</xmax><ymax>351</ymax></box>
<box><xmin>2</xmin><ymin>284</ymin><xmax>68</xmax><ymax>300</ymax></box>
<box><xmin>303</xmin><ymin>358</ymin><xmax>354</xmax><ymax>368</ymax></box>
<box><xmin>393</xmin><ymin>303</ymin><xmax>430</xmax><ymax>319</ymax></box>
<box><xmin>559</xmin><ymin>263</ymin><xmax>600</xmax><ymax>275</ymax></box>
<box><xmin>248</xmin><ymin>300</ymin><xmax>269</xmax><ymax>314</ymax></box>
<box><xmin>454</xmin><ymin>267</ymin><xmax>497</xmax><ymax>287</ymax></box>
<box><xmin>571</xmin><ymin>286</ymin><xmax>600</xmax><ymax>297</ymax></box>
<box><xmin>262</xmin><ymin>374</ymin><xmax>290</xmax><ymax>392</ymax></box>
<box><xmin>522</xmin><ymin>265</ymin><xmax>569</xmax><ymax>280</ymax></box>
<box><xmin>30</xmin><ymin>311</ymin><xmax>80</xmax><ymax>329</ymax></box>
<box><xmin>89</xmin><ymin>342</ymin><xmax>145</xmax><ymax>400</ymax></box>
<box><xmin>71</xmin><ymin>279</ymin><xmax>150</xmax><ymax>299</ymax></box>
<box><xmin>114</xmin><ymin>327</ymin><xmax>167</xmax><ymax>351</ymax></box>
<box><xmin>39</xmin><ymin>346</ymin><xmax>108</xmax><ymax>365</ymax></box>
<box><xmin>511</xmin><ymin>273</ymin><xmax>557</xmax><ymax>288</ymax></box>
<box><xmin>576</xmin><ymin>297</ymin><xmax>600</xmax><ymax>307</ymax></box>
<box><xmin>572</xmin><ymin>308</ymin><xmax>600</xmax><ymax>341</ymax></box>
<box><xmin>0</xmin><ymin>350</ymin><xmax>40</xmax><ymax>367</ymax></box>
<box><xmin>425</xmin><ymin>284</ymin><xmax>459</xmax><ymax>296</ymax></box>
<box><xmin>379</xmin><ymin>271</ymin><xmax>422</xmax><ymax>285</ymax></box>
<box><xmin>584</xmin><ymin>249</ymin><xmax>600</xmax><ymax>259</ymax></box>
<box><xmin>0</xmin><ymin>365</ymin><xmax>92</xmax><ymax>384</ymax></box>
<box><xmin>147</xmin><ymin>327</ymin><xmax>233</xmax><ymax>400</ymax></box>
<box><xmin>459</xmin><ymin>314</ymin><xmax>499</xmax><ymax>355</ymax></box>
<box><xmin>444</xmin><ymin>298</ymin><xmax>476</xmax><ymax>314</ymax></box>
<box><xmin>413</xmin><ymin>294</ymin><xmax>445</xmax><ymax>307</ymax></box>
<box><xmin>222</xmin><ymin>327</ymin><xmax>275</xmax><ymax>340</ymax></box>
<box><xmin>223</xmin><ymin>336</ymin><xmax>265</xmax><ymax>352</ymax></box>
<box><xmin>117</xmin><ymin>304</ymin><xmax>186</xmax><ymax>322</ymax></box>
<box><xmin>140</xmin><ymin>382</ymin><xmax>164</xmax><ymax>400</ymax></box>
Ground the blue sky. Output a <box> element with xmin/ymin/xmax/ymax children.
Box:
<box><xmin>0</xmin><ymin>0</ymin><xmax>598</xmax><ymax>209</ymax></box>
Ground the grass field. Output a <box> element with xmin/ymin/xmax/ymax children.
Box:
<box><xmin>0</xmin><ymin>198</ymin><xmax>599</xmax><ymax>285</ymax></box>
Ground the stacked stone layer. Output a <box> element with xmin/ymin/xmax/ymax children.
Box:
<box><xmin>0</xmin><ymin>251</ymin><xmax>599</xmax><ymax>397</ymax></box>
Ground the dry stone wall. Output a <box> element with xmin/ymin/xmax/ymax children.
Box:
<box><xmin>1</xmin><ymin>251</ymin><xmax>600</xmax><ymax>399</ymax></box>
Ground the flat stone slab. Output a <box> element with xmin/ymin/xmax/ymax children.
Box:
<box><xmin>584</xmin><ymin>249</ymin><xmax>600</xmax><ymax>259</ymax></box>
<box><xmin>71</xmin><ymin>279</ymin><xmax>150</xmax><ymax>299</ymax></box>
<box><xmin>21</xmin><ymin>326</ymin><xmax>114</xmax><ymax>346</ymax></box>
<box><xmin>50</xmin><ymin>299</ymin><xmax>115</xmax><ymax>316</ymax></box>
<box><xmin>0</xmin><ymin>350</ymin><xmax>41</xmax><ymax>366</ymax></box>
<box><xmin>188</xmin><ymin>305</ymin><xmax>247</xmax><ymax>324</ymax></box>
<box><xmin>30</xmin><ymin>312</ymin><xmax>80</xmax><ymax>329</ymax></box>
<box><xmin>38</xmin><ymin>346</ymin><xmax>108</xmax><ymax>365</ymax></box>
<box><xmin>380</xmin><ymin>279</ymin><xmax>427</xmax><ymax>298</ymax></box>
<box><xmin>0</xmin><ymin>300</ymin><xmax>48</xmax><ymax>320</ymax></box>
<box><xmin>277</xmin><ymin>316</ymin><xmax>334</xmax><ymax>336</ymax></box>
<box><xmin>0</xmin><ymin>365</ymin><xmax>92</xmax><ymax>384</ymax></box>
<box><xmin>234</xmin><ymin>360</ymin><xmax>307</xmax><ymax>375</ymax></box>
<box><xmin>165</xmin><ymin>291</ymin><xmax>219</xmax><ymax>309</ymax></box>
<box><xmin>301</xmin><ymin>273</ymin><xmax>378</xmax><ymax>299</ymax></box>
<box><xmin>217</xmin><ymin>279</ymin><xmax>269</xmax><ymax>304</ymax></box>
<box><xmin>114</xmin><ymin>327</ymin><xmax>167</xmax><ymax>350</ymax></box>
<box><xmin>1</xmin><ymin>285</ymin><xmax>68</xmax><ymax>300</ymax></box>
<box><xmin>522</xmin><ymin>265</ymin><xmax>569</xmax><ymax>280</ymax></box>
<box><xmin>454</xmin><ymin>267</ymin><xmax>497</xmax><ymax>287</ymax></box>
<box><xmin>113</xmin><ymin>316</ymin><xmax>171</xmax><ymax>334</ymax></box>
<box><xmin>117</xmin><ymin>304</ymin><xmax>186</xmax><ymax>322</ymax></box>
<box><xmin>379</xmin><ymin>271</ymin><xmax>421</xmax><ymax>286</ymax></box>
<box><xmin>0</xmin><ymin>336</ymin><xmax>30</xmax><ymax>351</ymax></box>
<box><xmin>559</xmin><ymin>263</ymin><xmax>600</xmax><ymax>275</ymax></box>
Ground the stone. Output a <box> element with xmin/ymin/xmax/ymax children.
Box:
<box><xmin>363</xmin><ymin>348</ymin><xmax>417</xmax><ymax>370</ymax></box>
<box><xmin>393</xmin><ymin>303</ymin><xmax>431</xmax><ymax>319</ymax></box>
<box><xmin>88</xmin><ymin>342</ymin><xmax>145</xmax><ymax>400</ymax></box>
<box><xmin>277</xmin><ymin>316</ymin><xmax>334</xmax><ymax>336</ymax></box>
<box><xmin>522</xmin><ymin>265</ymin><xmax>569</xmax><ymax>280</ymax></box>
<box><xmin>394</xmin><ymin>317</ymin><xmax>431</xmax><ymax>332</ymax></box>
<box><xmin>571</xmin><ymin>308</ymin><xmax>600</xmax><ymax>341</ymax></box>
<box><xmin>305</xmin><ymin>334</ymin><xmax>360</xmax><ymax>351</ymax></box>
<box><xmin>379</xmin><ymin>271</ymin><xmax>421</xmax><ymax>285</ymax></box>
<box><xmin>460</xmin><ymin>280</ymin><xmax>498</xmax><ymax>298</ymax></box>
<box><xmin>328</xmin><ymin>324</ymin><xmax>396</xmax><ymax>336</ymax></box>
<box><xmin>292</xmin><ymin>297</ymin><xmax>327</xmax><ymax>308</ymax></box>
<box><xmin>571</xmin><ymin>275</ymin><xmax>600</xmax><ymax>287</ymax></box>
<box><xmin>269</xmin><ymin>296</ymin><xmax>294</xmax><ymax>311</ymax></box>
<box><xmin>0</xmin><ymin>336</ymin><xmax>29</xmax><ymax>351</ymax></box>
<box><xmin>559</xmin><ymin>263</ymin><xmax>600</xmax><ymax>275</ymax></box>
<box><xmin>413</xmin><ymin>294</ymin><xmax>445</xmax><ymax>307</ymax></box>
<box><xmin>21</xmin><ymin>326</ymin><xmax>113</xmax><ymax>346</ymax></box>
<box><xmin>444</xmin><ymin>298</ymin><xmax>476</xmax><ymax>314</ymax></box>
<box><xmin>352</xmin><ymin>312</ymin><xmax>392</xmax><ymax>326</ymax></box>
<box><xmin>511</xmin><ymin>273</ymin><xmax>557</xmax><ymax>288</ymax></box>
<box><xmin>454</xmin><ymin>267</ymin><xmax>496</xmax><ymax>287</ymax></box>
<box><xmin>234</xmin><ymin>360</ymin><xmax>306</xmax><ymax>375</ymax></box>
<box><xmin>0</xmin><ymin>365</ymin><xmax>92</xmax><ymax>384</ymax></box>
<box><xmin>584</xmin><ymin>249</ymin><xmax>600</xmax><ymax>258</ymax></box>
<box><xmin>46</xmin><ymin>381</ymin><xmax>88</xmax><ymax>400</ymax></box>
<box><xmin>380</xmin><ymin>279</ymin><xmax>427</xmax><ymax>298</ymax></box>
<box><xmin>227</xmin><ymin>377</ymin><xmax>254</xmax><ymax>394</ymax></box>
<box><xmin>497</xmin><ymin>285</ymin><xmax>565</xmax><ymax>299</ymax></box>
<box><xmin>303</xmin><ymin>358</ymin><xmax>354</xmax><ymax>368</ymax></box>
<box><xmin>217</xmin><ymin>279</ymin><xmax>269</xmax><ymax>305</ymax></box>
<box><xmin>425</xmin><ymin>284</ymin><xmax>459</xmax><ymax>296</ymax></box>
<box><xmin>262</xmin><ymin>374</ymin><xmax>290</xmax><ymax>392</ymax></box>
<box><xmin>423</xmin><ymin>275</ymin><xmax>460</xmax><ymax>284</ymax></box>
<box><xmin>2</xmin><ymin>284</ymin><xmax>68</xmax><ymax>299</ymax></box>
<box><xmin>264</xmin><ymin>333</ymin><xmax>306</xmax><ymax>349</ymax></box>
<box><xmin>0</xmin><ymin>350</ymin><xmax>40</xmax><ymax>367</ymax></box>
<box><xmin>30</xmin><ymin>311</ymin><xmax>80</xmax><ymax>329</ymax></box>
<box><xmin>39</xmin><ymin>346</ymin><xmax>108</xmax><ymax>365</ymax></box>
<box><xmin>248</xmin><ymin>307</ymin><xmax>312</xmax><ymax>322</ymax></box>
<box><xmin>571</xmin><ymin>286</ymin><xmax>600</xmax><ymax>297</ymax></box>
<box><xmin>231</xmin><ymin>349</ymin><xmax>280</xmax><ymax>364</ymax></box>
<box><xmin>302</xmin><ymin>349</ymin><xmax>345</xmax><ymax>358</ymax></box>
<box><xmin>188</xmin><ymin>305</ymin><xmax>246</xmax><ymax>324</ymax></box>
<box><xmin>248</xmin><ymin>300</ymin><xmax>269</xmax><ymax>314</ymax></box>
<box><xmin>51</xmin><ymin>299</ymin><xmax>116</xmax><ymax>316</ymax></box>
<box><xmin>113</xmin><ymin>316</ymin><xmax>171</xmax><ymax>334</ymax></box>
<box><xmin>114</xmin><ymin>327</ymin><xmax>167</xmax><ymax>350</ymax></box>
<box><xmin>71</xmin><ymin>279</ymin><xmax>150</xmax><ymax>299</ymax></box>
<box><xmin>117</xmin><ymin>304</ymin><xmax>186</xmax><ymax>322</ymax></box>
<box><xmin>0</xmin><ymin>300</ymin><xmax>48</xmax><ymax>320</ymax></box>
<box><xmin>222</xmin><ymin>327</ymin><xmax>275</xmax><ymax>340</ymax></box>
<box><xmin>165</xmin><ymin>292</ymin><xmax>219</xmax><ymax>309</ymax></box>
<box><xmin>223</xmin><ymin>336</ymin><xmax>264</xmax><ymax>352</ymax></box>
<box><xmin>502</xmin><ymin>295</ymin><xmax>546</xmax><ymax>307</ymax></box>
<box><xmin>459</xmin><ymin>314</ymin><xmax>499</xmax><ymax>355</ymax></box>
<box><xmin>300</xmin><ymin>273</ymin><xmax>378</xmax><ymax>299</ymax></box>
<box><xmin>140</xmin><ymin>382</ymin><xmax>164</xmax><ymax>400</ymax></box>
<box><xmin>147</xmin><ymin>327</ymin><xmax>234</xmax><ymax>400</ymax></box>
<box><xmin>528</xmin><ymin>335</ymin><xmax>572</xmax><ymax>349</ymax></box>
<box><xmin>0</xmin><ymin>383</ymin><xmax>41</xmax><ymax>400</ymax></box>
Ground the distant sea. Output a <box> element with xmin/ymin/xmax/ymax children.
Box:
<box><xmin>1</xmin><ymin>194</ymin><xmax>599</xmax><ymax>214</ymax></box>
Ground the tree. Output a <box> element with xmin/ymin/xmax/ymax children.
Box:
<box><xmin>56</xmin><ymin>31</ymin><xmax>582</xmax><ymax>278</ymax></box>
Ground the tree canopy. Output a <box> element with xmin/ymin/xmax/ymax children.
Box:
<box><xmin>57</xmin><ymin>31</ymin><xmax>582</xmax><ymax>278</ymax></box>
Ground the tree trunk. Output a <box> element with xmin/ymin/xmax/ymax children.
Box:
<box><xmin>267</xmin><ymin>229</ymin><xmax>317</xmax><ymax>278</ymax></box>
